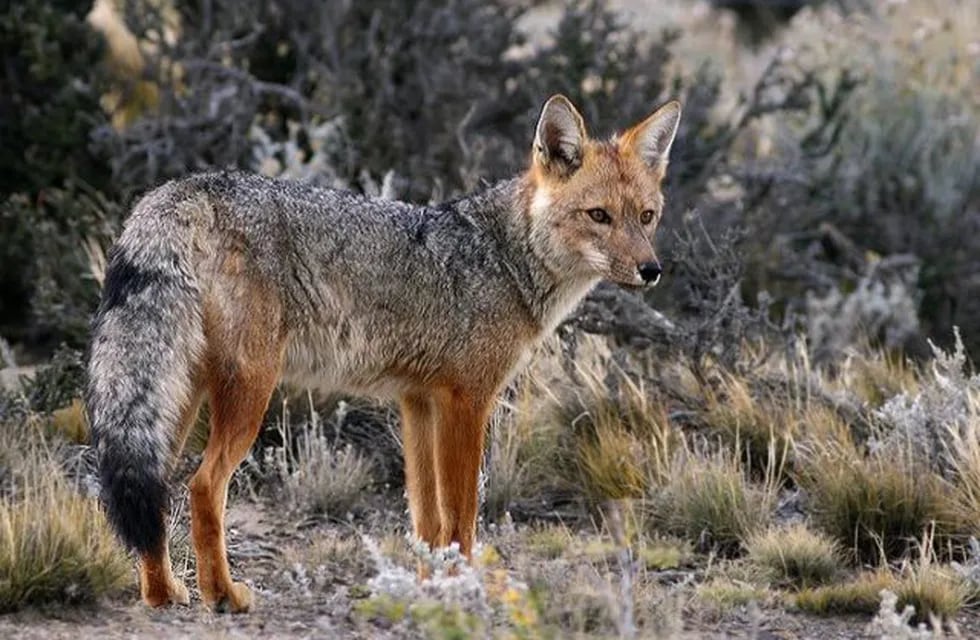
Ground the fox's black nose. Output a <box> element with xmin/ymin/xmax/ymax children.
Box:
<box><xmin>638</xmin><ymin>261</ymin><xmax>662</xmax><ymax>284</ymax></box>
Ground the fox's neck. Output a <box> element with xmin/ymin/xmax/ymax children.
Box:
<box><xmin>454</xmin><ymin>176</ymin><xmax>599</xmax><ymax>334</ymax></box>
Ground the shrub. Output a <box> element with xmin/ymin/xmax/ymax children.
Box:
<box><xmin>277</xmin><ymin>408</ymin><xmax>376</xmax><ymax>519</ymax></box>
<box><xmin>1</xmin><ymin>185</ymin><xmax>121</xmax><ymax>350</ymax></box>
<box><xmin>735</xmin><ymin>0</ymin><xmax>980</xmax><ymax>355</ymax></box>
<box><xmin>24</xmin><ymin>345</ymin><xmax>86</xmax><ymax>415</ymax></box>
<box><xmin>0</xmin><ymin>1</ymin><xmax>113</xmax><ymax>346</ymax></box>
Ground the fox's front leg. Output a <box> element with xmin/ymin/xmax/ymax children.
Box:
<box><xmin>400</xmin><ymin>392</ymin><xmax>442</xmax><ymax>575</ymax></box>
<box><xmin>431</xmin><ymin>388</ymin><xmax>492</xmax><ymax>559</ymax></box>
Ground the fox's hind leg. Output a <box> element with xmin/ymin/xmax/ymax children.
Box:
<box><xmin>140</xmin><ymin>542</ymin><xmax>189</xmax><ymax>607</ymax></box>
<box><xmin>190</xmin><ymin>358</ymin><xmax>279</xmax><ymax>613</ymax></box>
<box><xmin>139</xmin><ymin>389</ymin><xmax>204</xmax><ymax>607</ymax></box>
<box><xmin>400</xmin><ymin>392</ymin><xmax>441</xmax><ymax>574</ymax></box>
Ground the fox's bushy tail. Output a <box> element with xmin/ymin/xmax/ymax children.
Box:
<box><xmin>86</xmin><ymin>224</ymin><xmax>204</xmax><ymax>554</ymax></box>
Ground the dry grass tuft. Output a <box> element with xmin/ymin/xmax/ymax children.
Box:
<box><xmin>483</xmin><ymin>377</ymin><xmax>557</xmax><ymax>520</ymax></box>
<box><xmin>797</xmin><ymin>565</ymin><xmax>968</xmax><ymax>624</ymax></box>
<box><xmin>524</xmin><ymin>525</ymin><xmax>573</xmax><ymax>560</ymax></box>
<box><xmin>551</xmin><ymin>362</ymin><xmax>677</xmax><ymax>503</ymax></box>
<box><xmin>648</xmin><ymin>446</ymin><xmax>777</xmax><ymax>555</ymax></box>
<box><xmin>695</xmin><ymin>577</ymin><xmax>770</xmax><ymax>611</ymax></box>
<box><xmin>0</xmin><ymin>466</ymin><xmax>130</xmax><ymax>612</ymax></box>
<box><xmin>943</xmin><ymin>394</ymin><xmax>980</xmax><ymax>535</ymax></box>
<box><xmin>284</xmin><ymin>439</ymin><xmax>375</xmax><ymax>518</ymax></box>
<box><xmin>282</xmin><ymin>531</ymin><xmax>374</xmax><ymax>590</ymax></box>
<box><xmin>798</xmin><ymin>527</ymin><xmax>969</xmax><ymax>623</ymax></box>
<box><xmin>796</xmin><ymin>570</ymin><xmax>896</xmax><ymax>616</ymax></box>
<box><xmin>840</xmin><ymin>350</ymin><xmax>919</xmax><ymax>409</ymax></box>
<box><xmin>746</xmin><ymin>523</ymin><xmax>843</xmax><ymax>588</ymax></box>
<box><xmin>701</xmin><ymin>373</ymin><xmax>794</xmax><ymax>478</ymax></box>
<box><xmin>795</xmin><ymin>438</ymin><xmax>958</xmax><ymax>563</ymax></box>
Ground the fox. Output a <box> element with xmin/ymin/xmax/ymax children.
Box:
<box><xmin>86</xmin><ymin>94</ymin><xmax>681</xmax><ymax>613</ymax></box>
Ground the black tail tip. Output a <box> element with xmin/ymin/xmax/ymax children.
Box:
<box><xmin>100</xmin><ymin>459</ymin><xmax>169</xmax><ymax>555</ymax></box>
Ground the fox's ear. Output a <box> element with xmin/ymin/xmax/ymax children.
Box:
<box><xmin>621</xmin><ymin>101</ymin><xmax>682</xmax><ymax>172</ymax></box>
<box><xmin>533</xmin><ymin>94</ymin><xmax>587</xmax><ymax>177</ymax></box>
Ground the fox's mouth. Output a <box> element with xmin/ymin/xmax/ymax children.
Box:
<box><xmin>612</xmin><ymin>275</ymin><xmax>661</xmax><ymax>291</ymax></box>
<box><xmin>612</xmin><ymin>278</ymin><xmax>647</xmax><ymax>291</ymax></box>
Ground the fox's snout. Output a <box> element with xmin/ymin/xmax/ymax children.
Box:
<box><xmin>638</xmin><ymin>260</ymin><xmax>662</xmax><ymax>286</ymax></box>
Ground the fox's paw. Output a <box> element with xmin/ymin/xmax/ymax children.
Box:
<box><xmin>142</xmin><ymin>578</ymin><xmax>190</xmax><ymax>608</ymax></box>
<box><xmin>209</xmin><ymin>581</ymin><xmax>253</xmax><ymax>614</ymax></box>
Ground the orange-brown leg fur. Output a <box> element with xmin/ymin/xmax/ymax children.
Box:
<box><xmin>190</xmin><ymin>362</ymin><xmax>279</xmax><ymax>613</ymax></box>
<box><xmin>139</xmin><ymin>387</ymin><xmax>204</xmax><ymax>607</ymax></box>
<box><xmin>432</xmin><ymin>389</ymin><xmax>492</xmax><ymax>559</ymax></box>
<box><xmin>400</xmin><ymin>392</ymin><xmax>441</xmax><ymax>575</ymax></box>
<box><xmin>140</xmin><ymin>544</ymin><xmax>189</xmax><ymax>607</ymax></box>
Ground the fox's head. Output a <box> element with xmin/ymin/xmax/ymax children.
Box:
<box><xmin>526</xmin><ymin>95</ymin><xmax>681</xmax><ymax>289</ymax></box>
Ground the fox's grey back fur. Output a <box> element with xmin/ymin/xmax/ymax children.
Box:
<box><xmin>87</xmin><ymin>170</ymin><xmax>596</xmax><ymax>552</ymax></box>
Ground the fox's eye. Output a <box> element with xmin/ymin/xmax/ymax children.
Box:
<box><xmin>587</xmin><ymin>208</ymin><xmax>611</xmax><ymax>224</ymax></box>
<box><xmin>640</xmin><ymin>210</ymin><xmax>656</xmax><ymax>225</ymax></box>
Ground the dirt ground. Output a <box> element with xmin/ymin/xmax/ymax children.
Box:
<box><xmin>3</xmin><ymin>498</ymin><xmax>977</xmax><ymax>640</ymax></box>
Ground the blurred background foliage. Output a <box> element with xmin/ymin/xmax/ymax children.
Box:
<box><xmin>0</xmin><ymin>0</ymin><xmax>976</xmax><ymax>364</ymax></box>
